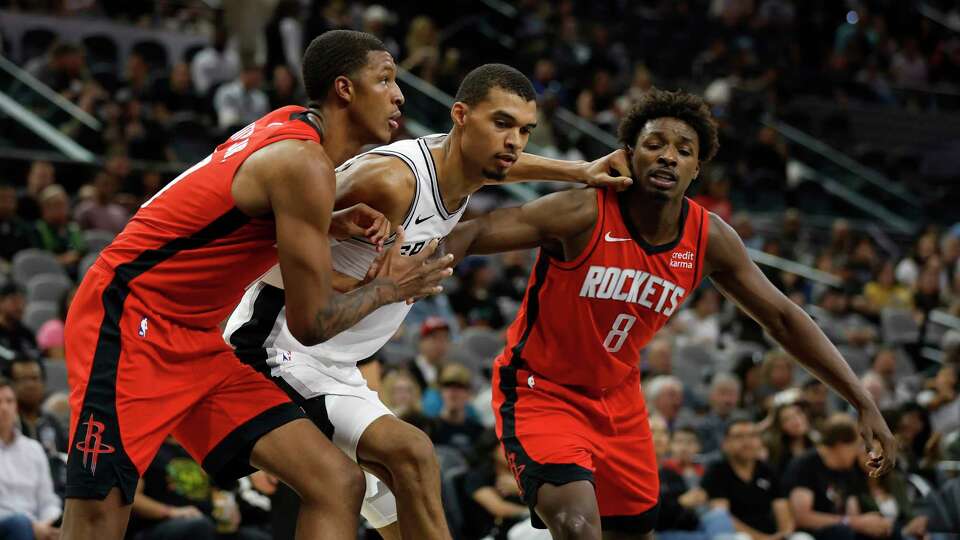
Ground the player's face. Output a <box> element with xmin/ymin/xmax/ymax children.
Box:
<box><xmin>350</xmin><ymin>51</ymin><xmax>404</xmax><ymax>144</ymax></box>
<box><xmin>458</xmin><ymin>87</ymin><xmax>537</xmax><ymax>181</ymax></box>
<box><xmin>628</xmin><ymin>118</ymin><xmax>700</xmax><ymax>202</ymax></box>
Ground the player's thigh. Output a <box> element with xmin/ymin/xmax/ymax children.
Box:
<box><xmin>61</xmin><ymin>487</ymin><xmax>132</xmax><ymax>539</ymax></box>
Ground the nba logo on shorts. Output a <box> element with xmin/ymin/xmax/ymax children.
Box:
<box><xmin>138</xmin><ymin>317</ymin><xmax>148</xmax><ymax>337</ymax></box>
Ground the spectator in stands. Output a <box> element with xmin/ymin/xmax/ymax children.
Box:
<box><xmin>191</xmin><ymin>25</ymin><xmax>240</xmax><ymax>96</ymax></box>
<box><xmin>17</xmin><ymin>161</ymin><xmax>55</xmax><ymax>222</ymax></box>
<box><xmin>360</xmin><ymin>5</ymin><xmax>400</xmax><ymax>59</ymax></box>
<box><xmin>858</xmin><ymin>449</ymin><xmax>925</xmax><ymax>540</ymax></box>
<box><xmin>214</xmin><ymin>60</ymin><xmax>269</xmax><ymax>131</ymax></box>
<box><xmin>431</xmin><ymin>363</ymin><xmax>483</xmax><ymax>457</ymax></box>
<box><xmin>691</xmin><ymin>173</ymin><xmax>733</xmax><ymax>224</ymax></box>
<box><xmin>893</xmin><ymin>402</ymin><xmax>936</xmax><ymax>479</ymax></box>
<box><xmin>461</xmin><ymin>430</ymin><xmax>529</xmax><ymax>540</ymax></box>
<box><xmin>35</xmin><ymin>286</ymin><xmax>75</xmax><ymax>361</ymax></box>
<box><xmin>654</xmin><ymin>416</ymin><xmax>738</xmax><ymax>540</ymax></box>
<box><xmin>28</xmin><ymin>41</ymin><xmax>86</xmax><ymax>95</ymax></box>
<box><xmin>641</xmin><ymin>337</ymin><xmax>673</xmax><ymax>380</ymax></box>
<box><xmin>860</xmin><ymin>348</ymin><xmax>900</xmax><ymax>410</ymax></box>
<box><xmin>381</xmin><ymin>368</ymin><xmax>432</xmax><ymax>435</ymax></box>
<box><xmin>891</xmin><ymin>38</ymin><xmax>929</xmax><ymax>87</ymax></box>
<box><xmin>152</xmin><ymin>62</ymin><xmax>205</xmax><ymax>121</ymax></box>
<box><xmin>74</xmin><ymin>170</ymin><xmax>129</xmax><ymax>234</ymax></box>
<box><xmin>5</xmin><ymin>357</ymin><xmax>66</xmax><ymax>456</ymax></box>
<box><xmin>0</xmin><ymin>182</ymin><xmax>31</xmax><ymax>262</ymax></box>
<box><xmin>861</xmin><ymin>261</ymin><xmax>913</xmax><ymax>317</ymax></box>
<box><xmin>450</xmin><ymin>258</ymin><xmax>506</xmax><ymax>329</ymax></box>
<box><xmin>741</xmin><ymin>126</ymin><xmax>788</xmax><ymax>205</ymax></box>
<box><xmin>662</xmin><ymin>425</ymin><xmax>705</xmax><ymax>487</ymax></box>
<box><xmin>703</xmin><ymin>416</ymin><xmax>797</xmax><ymax>540</ymax></box>
<box><xmin>919</xmin><ymin>360</ymin><xmax>960</xmax><ymax>434</ymax></box>
<box><xmin>646</xmin><ymin>375</ymin><xmax>688</xmax><ymax>430</ymax></box>
<box><xmin>401</xmin><ymin>16</ymin><xmax>440</xmax><ymax>84</ymax></box>
<box><xmin>896</xmin><ymin>233</ymin><xmax>937</xmax><ymax>288</ymax></box>
<box><xmin>407</xmin><ymin>316</ymin><xmax>450</xmax><ymax>393</ymax></box>
<box><xmin>30</xmin><ymin>184</ymin><xmax>86</xmax><ymax>271</ymax></box>
<box><xmin>576</xmin><ymin>68</ymin><xmax>618</xmax><ymax>129</ymax></box>
<box><xmin>801</xmin><ymin>379</ymin><xmax>832</xmax><ymax>428</ymax></box>
<box><xmin>698</xmin><ymin>372</ymin><xmax>742</xmax><ymax>455</ymax></box>
<box><xmin>734</xmin><ymin>352</ymin><xmax>766</xmax><ymax>415</ymax></box>
<box><xmin>0</xmin><ymin>377</ymin><xmax>61</xmax><ymax>540</ymax></box>
<box><xmin>116</xmin><ymin>50</ymin><xmax>152</xmax><ymax>104</ymax></box>
<box><xmin>759</xmin><ymin>349</ymin><xmax>797</xmax><ymax>404</ymax></box>
<box><xmin>671</xmin><ymin>286</ymin><xmax>721</xmax><ymax>349</ymax></box>
<box><xmin>0</xmin><ymin>284</ymin><xmax>40</xmax><ymax>364</ymax></box>
<box><xmin>784</xmin><ymin>414</ymin><xmax>891</xmax><ymax>540</ymax></box>
<box><xmin>267</xmin><ymin>65</ymin><xmax>303</xmax><ymax>110</ymax></box>
<box><xmin>764</xmin><ymin>402</ymin><xmax>815</xmax><ymax>478</ymax></box>
<box><xmin>810</xmin><ymin>288</ymin><xmax>878</xmax><ymax>349</ymax></box>
<box><xmin>405</xmin><ymin>294</ymin><xmax>460</xmax><ymax>341</ymax></box>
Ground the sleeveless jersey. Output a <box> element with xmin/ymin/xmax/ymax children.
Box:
<box><xmin>502</xmin><ymin>188</ymin><xmax>710</xmax><ymax>389</ymax></box>
<box><xmin>95</xmin><ymin>106</ymin><xmax>322</xmax><ymax>329</ymax></box>
<box><xmin>224</xmin><ymin>134</ymin><xmax>466</xmax><ymax>376</ymax></box>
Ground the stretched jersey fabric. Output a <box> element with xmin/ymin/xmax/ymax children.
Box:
<box><xmin>96</xmin><ymin>105</ymin><xmax>322</xmax><ymax>329</ymax></box>
<box><xmin>224</xmin><ymin>134</ymin><xmax>468</xmax><ymax>393</ymax></box>
<box><xmin>503</xmin><ymin>187</ymin><xmax>710</xmax><ymax>390</ymax></box>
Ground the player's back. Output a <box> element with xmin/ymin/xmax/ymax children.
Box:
<box><xmin>501</xmin><ymin>187</ymin><xmax>710</xmax><ymax>389</ymax></box>
<box><xmin>94</xmin><ymin>106</ymin><xmax>323</xmax><ymax>329</ymax></box>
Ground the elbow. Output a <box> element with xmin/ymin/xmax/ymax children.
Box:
<box><xmin>287</xmin><ymin>317</ymin><xmax>325</xmax><ymax>347</ymax></box>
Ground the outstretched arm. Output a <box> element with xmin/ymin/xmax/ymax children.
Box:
<box><xmin>443</xmin><ymin>187</ymin><xmax>597</xmax><ymax>263</ymax></box>
<box><xmin>501</xmin><ymin>149</ymin><xmax>634</xmax><ymax>190</ymax></box>
<box><xmin>704</xmin><ymin>213</ymin><xmax>895</xmax><ymax>476</ymax></box>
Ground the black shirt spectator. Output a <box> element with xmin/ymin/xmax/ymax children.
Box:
<box><xmin>0</xmin><ymin>285</ymin><xmax>40</xmax><ymax>364</ymax></box>
<box><xmin>783</xmin><ymin>449</ymin><xmax>866</xmax><ymax>516</ymax></box>
<box><xmin>703</xmin><ymin>458</ymin><xmax>780</xmax><ymax>534</ymax></box>
<box><xmin>0</xmin><ymin>183</ymin><xmax>31</xmax><ymax>262</ymax></box>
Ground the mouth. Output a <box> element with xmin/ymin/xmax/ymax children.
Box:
<box><xmin>647</xmin><ymin>168</ymin><xmax>678</xmax><ymax>189</ymax></box>
<box><xmin>388</xmin><ymin>111</ymin><xmax>401</xmax><ymax>131</ymax></box>
<box><xmin>495</xmin><ymin>153</ymin><xmax>517</xmax><ymax>168</ymax></box>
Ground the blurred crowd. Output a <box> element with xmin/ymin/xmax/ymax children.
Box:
<box><xmin>1</xmin><ymin>1</ymin><xmax>960</xmax><ymax>540</ymax></box>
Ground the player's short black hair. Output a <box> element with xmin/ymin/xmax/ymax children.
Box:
<box><xmin>454</xmin><ymin>63</ymin><xmax>536</xmax><ymax>106</ymax></box>
<box><xmin>301</xmin><ymin>30</ymin><xmax>389</xmax><ymax>104</ymax></box>
<box><xmin>618</xmin><ymin>88</ymin><xmax>719</xmax><ymax>162</ymax></box>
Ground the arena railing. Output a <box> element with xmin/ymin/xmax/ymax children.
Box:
<box><xmin>0</xmin><ymin>55</ymin><xmax>101</xmax><ymax>131</ymax></box>
<box><xmin>0</xmin><ymin>89</ymin><xmax>95</xmax><ymax>162</ymax></box>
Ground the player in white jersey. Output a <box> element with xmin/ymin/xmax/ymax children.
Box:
<box><xmin>224</xmin><ymin>64</ymin><xmax>631</xmax><ymax>539</ymax></box>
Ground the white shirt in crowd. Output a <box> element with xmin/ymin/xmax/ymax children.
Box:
<box><xmin>0</xmin><ymin>430</ymin><xmax>61</xmax><ymax>523</ymax></box>
<box><xmin>214</xmin><ymin>81</ymin><xmax>270</xmax><ymax>130</ymax></box>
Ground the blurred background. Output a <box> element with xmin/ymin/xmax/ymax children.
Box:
<box><xmin>0</xmin><ymin>1</ymin><xmax>958</xmax><ymax>539</ymax></box>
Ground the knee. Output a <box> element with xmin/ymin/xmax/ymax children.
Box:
<box><xmin>388</xmin><ymin>429</ymin><xmax>438</xmax><ymax>479</ymax></box>
<box><xmin>288</xmin><ymin>455</ymin><xmax>366</xmax><ymax>508</ymax></box>
<box><xmin>546</xmin><ymin>510</ymin><xmax>597</xmax><ymax>540</ymax></box>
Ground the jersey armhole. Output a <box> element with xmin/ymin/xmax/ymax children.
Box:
<box><xmin>548</xmin><ymin>188</ymin><xmax>605</xmax><ymax>271</ymax></box>
<box><xmin>693</xmin><ymin>205</ymin><xmax>710</xmax><ymax>285</ymax></box>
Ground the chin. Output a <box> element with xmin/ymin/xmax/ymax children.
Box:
<box><xmin>482</xmin><ymin>168</ymin><xmax>507</xmax><ymax>181</ymax></box>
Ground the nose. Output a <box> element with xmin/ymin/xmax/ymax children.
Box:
<box><xmin>393</xmin><ymin>83</ymin><xmax>405</xmax><ymax>107</ymax></box>
<box><xmin>658</xmin><ymin>146</ymin><xmax>678</xmax><ymax>167</ymax></box>
<box><xmin>504</xmin><ymin>128</ymin><xmax>521</xmax><ymax>152</ymax></box>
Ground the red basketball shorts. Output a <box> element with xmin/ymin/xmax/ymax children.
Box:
<box><xmin>65</xmin><ymin>262</ymin><xmax>302</xmax><ymax>503</ymax></box>
<box><xmin>492</xmin><ymin>353</ymin><xmax>660</xmax><ymax>532</ymax></box>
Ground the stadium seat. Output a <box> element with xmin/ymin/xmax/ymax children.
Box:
<box><xmin>23</xmin><ymin>301</ymin><xmax>58</xmax><ymax>334</ymax></box>
<box><xmin>78</xmin><ymin>252</ymin><xmax>99</xmax><ymax>281</ymax></box>
<box><xmin>881</xmin><ymin>308</ymin><xmax>920</xmax><ymax>345</ymax></box>
<box><xmin>43</xmin><ymin>360</ymin><xmax>69</xmax><ymax>395</ymax></box>
<box><xmin>26</xmin><ymin>273</ymin><xmax>72</xmax><ymax>304</ymax></box>
<box><xmin>83</xmin><ymin>229</ymin><xmax>115</xmax><ymax>253</ymax></box>
<box><xmin>12</xmin><ymin>249</ymin><xmax>67</xmax><ymax>287</ymax></box>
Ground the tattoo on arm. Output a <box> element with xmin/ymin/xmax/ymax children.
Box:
<box><xmin>308</xmin><ymin>278</ymin><xmax>398</xmax><ymax>343</ymax></box>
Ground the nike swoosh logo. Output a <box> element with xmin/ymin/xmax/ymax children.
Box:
<box><xmin>604</xmin><ymin>232</ymin><xmax>631</xmax><ymax>242</ymax></box>
<box><xmin>415</xmin><ymin>215</ymin><xmax>434</xmax><ymax>224</ymax></box>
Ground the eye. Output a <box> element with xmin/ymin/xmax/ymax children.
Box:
<box><xmin>520</xmin><ymin>127</ymin><xmax>531</xmax><ymax>135</ymax></box>
<box><xmin>495</xmin><ymin>120</ymin><xmax>507</xmax><ymax>128</ymax></box>
<box><xmin>679</xmin><ymin>148</ymin><xmax>692</xmax><ymax>156</ymax></box>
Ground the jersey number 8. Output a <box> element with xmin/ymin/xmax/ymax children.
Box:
<box><xmin>603</xmin><ymin>313</ymin><xmax>637</xmax><ymax>353</ymax></box>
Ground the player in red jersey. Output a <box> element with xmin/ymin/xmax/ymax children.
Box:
<box><xmin>444</xmin><ymin>88</ymin><xmax>896</xmax><ymax>539</ymax></box>
<box><xmin>62</xmin><ymin>30</ymin><xmax>454</xmax><ymax>540</ymax></box>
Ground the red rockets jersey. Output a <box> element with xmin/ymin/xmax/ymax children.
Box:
<box><xmin>502</xmin><ymin>187</ymin><xmax>710</xmax><ymax>389</ymax></box>
<box><xmin>95</xmin><ymin>106</ymin><xmax>323</xmax><ymax>328</ymax></box>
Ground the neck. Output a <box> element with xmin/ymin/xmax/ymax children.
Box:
<box><xmin>0</xmin><ymin>427</ymin><xmax>13</xmax><ymax>444</ymax></box>
<box><xmin>729</xmin><ymin>457</ymin><xmax>755</xmax><ymax>476</ymax></box>
<box><xmin>818</xmin><ymin>446</ymin><xmax>845</xmax><ymax>470</ymax></box>
<box><xmin>621</xmin><ymin>188</ymin><xmax>685</xmax><ymax>245</ymax></box>
<box><xmin>317</xmin><ymin>102</ymin><xmax>367</xmax><ymax>167</ymax></box>
<box><xmin>435</xmin><ymin>129</ymin><xmax>484</xmax><ymax>211</ymax></box>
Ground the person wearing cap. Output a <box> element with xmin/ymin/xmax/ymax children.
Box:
<box><xmin>408</xmin><ymin>316</ymin><xmax>452</xmax><ymax>393</ymax></box>
<box><xmin>431</xmin><ymin>363</ymin><xmax>483</xmax><ymax>457</ymax></box>
<box><xmin>0</xmin><ymin>285</ymin><xmax>40</xmax><ymax>368</ymax></box>
<box><xmin>29</xmin><ymin>184</ymin><xmax>86</xmax><ymax>270</ymax></box>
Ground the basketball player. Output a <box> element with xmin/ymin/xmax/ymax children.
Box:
<box><xmin>62</xmin><ymin>31</ymin><xmax>454</xmax><ymax>540</ymax></box>
<box><xmin>443</xmin><ymin>88</ymin><xmax>897</xmax><ymax>540</ymax></box>
<box><xmin>224</xmin><ymin>64</ymin><xmax>633</xmax><ymax>539</ymax></box>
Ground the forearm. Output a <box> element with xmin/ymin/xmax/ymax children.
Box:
<box><xmin>132</xmin><ymin>493</ymin><xmax>174</xmax><ymax>520</ymax></box>
<box><xmin>473</xmin><ymin>488</ymin><xmax>528</xmax><ymax>518</ymax></box>
<box><xmin>306</xmin><ymin>278</ymin><xmax>397</xmax><ymax>344</ymax></box>
<box><xmin>503</xmin><ymin>152</ymin><xmax>587</xmax><ymax>184</ymax></box>
<box><xmin>770</xmin><ymin>304</ymin><xmax>876</xmax><ymax>410</ymax></box>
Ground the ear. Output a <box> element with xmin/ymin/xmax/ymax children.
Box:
<box><xmin>333</xmin><ymin>75</ymin><xmax>354</xmax><ymax>103</ymax></box>
<box><xmin>450</xmin><ymin>102</ymin><xmax>468</xmax><ymax>128</ymax></box>
<box><xmin>693</xmin><ymin>162</ymin><xmax>701</xmax><ymax>181</ymax></box>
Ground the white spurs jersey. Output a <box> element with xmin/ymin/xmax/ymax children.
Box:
<box><xmin>224</xmin><ymin>134</ymin><xmax>467</xmax><ymax>389</ymax></box>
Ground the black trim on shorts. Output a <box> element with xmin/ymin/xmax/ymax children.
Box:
<box><xmin>68</xmin><ymin>208</ymin><xmax>251</xmax><ymax>504</ymax></box>
<box><xmin>498</xmin><ymin>254</ymin><xmax>583</xmax><ymax>519</ymax></box>
<box><xmin>600</xmin><ymin>502</ymin><xmax>660</xmax><ymax>534</ymax></box>
<box><xmin>201</xmin><ymin>401</ymin><xmax>304</xmax><ymax>484</ymax></box>
<box><xmin>300</xmin><ymin>395</ymin><xmax>336</xmax><ymax>440</ymax></box>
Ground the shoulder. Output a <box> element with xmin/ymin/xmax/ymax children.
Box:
<box><xmin>339</xmin><ymin>153</ymin><xmax>416</xmax><ymax>193</ymax></box>
<box><xmin>251</xmin><ymin>139</ymin><xmax>334</xmax><ymax>182</ymax></box>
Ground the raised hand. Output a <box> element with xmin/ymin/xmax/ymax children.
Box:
<box><xmin>858</xmin><ymin>405</ymin><xmax>897</xmax><ymax>478</ymax></box>
<box><xmin>330</xmin><ymin>203</ymin><xmax>391</xmax><ymax>251</ymax></box>
<box><xmin>371</xmin><ymin>226</ymin><xmax>454</xmax><ymax>303</ymax></box>
<box><xmin>583</xmin><ymin>148</ymin><xmax>633</xmax><ymax>191</ymax></box>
